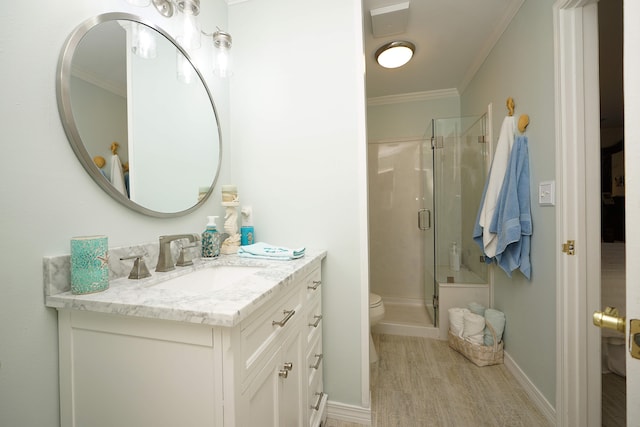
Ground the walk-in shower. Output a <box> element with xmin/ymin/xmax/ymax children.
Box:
<box><xmin>369</xmin><ymin>114</ymin><xmax>490</xmax><ymax>339</ymax></box>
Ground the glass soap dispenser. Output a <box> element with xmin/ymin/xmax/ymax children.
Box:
<box><xmin>201</xmin><ymin>216</ymin><xmax>220</xmax><ymax>258</ymax></box>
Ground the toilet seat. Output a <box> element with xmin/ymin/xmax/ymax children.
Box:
<box><xmin>370</xmin><ymin>293</ymin><xmax>383</xmax><ymax>309</ymax></box>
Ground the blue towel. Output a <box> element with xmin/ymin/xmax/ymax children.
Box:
<box><xmin>237</xmin><ymin>242</ymin><xmax>305</xmax><ymax>260</ymax></box>
<box><xmin>467</xmin><ymin>302</ymin><xmax>486</xmax><ymax>316</ymax></box>
<box><xmin>484</xmin><ymin>309</ymin><xmax>506</xmax><ymax>346</ymax></box>
<box><xmin>489</xmin><ymin>135</ymin><xmax>532</xmax><ymax>279</ymax></box>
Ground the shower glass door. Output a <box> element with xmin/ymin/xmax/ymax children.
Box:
<box><xmin>420</xmin><ymin>126</ymin><xmax>436</xmax><ymax>325</ymax></box>
<box><xmin>423</xmin><ymin>114</ymin><xmax>488</xmax><ymax>327</ymax></box>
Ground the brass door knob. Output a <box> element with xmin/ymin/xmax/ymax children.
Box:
<box><xmin>593</xmin><ymin>306</ymin><xmax>625</xmax><ymax>334</ymax></box>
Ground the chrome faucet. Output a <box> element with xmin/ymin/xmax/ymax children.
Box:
<box><xmin>155</xmin><ymin>234</ymin><xmax>200</xmax><ymax>272</ymax></box>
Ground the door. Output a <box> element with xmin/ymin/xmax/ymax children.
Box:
<box><xmin>556</xmin><ymin>1</ymin><xmax>638</xmax><ymax>424</ymax></box>
<box><xmin>623</xmin><ymin>0</ymin><xmax>640</xmax><ymax>421</ymax></box>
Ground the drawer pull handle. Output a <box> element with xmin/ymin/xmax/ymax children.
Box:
<box><xmin>311</xmin><ymin>392</ymin><xmax>324</xmax><ymax>411</ymax></box>
<box><xmin>283</xmin><ymin>362</ymin><xmax>293</xmax><ymax>371</ymax></box>
<box><xmin>308</xmin><ymin>315</ymin><xmax>322</xmax><ymax>328</ymax></box>
<box><xmin>272</xmin><ymin>310</ymin><xmax>295</xmax><ymax>327</ymax></box>
<box><xmin>279</xmin><ymin>369</ymin><xmax>289</xmax><ymax>379</ymax></box>
<box><xmin>310</xmin><ymin>353</ymin><xmax>323</xmax><ymax>370</ymax></box>
<box><xmin>307</xmin><ymin>280</ymin><xmax>322</xmax><ymax>290</ymax></box>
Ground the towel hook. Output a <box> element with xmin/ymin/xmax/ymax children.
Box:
<box><xmin>110</xmin><ymin>141</ymin><xmax>119</xmax><ymax>155</ymax></box>
<box><xmin>506</xmin><ymin>97</ymin><xmax>515</xmax><ymax>116</ymax></box>
<box><xmin>506</xmin><ymin>97</ymin><xmax>530</xmax><ymax>132</ymax></box>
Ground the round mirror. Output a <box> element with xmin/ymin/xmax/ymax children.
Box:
<box><xmin>56</xmin><ymin>13</ymin><xmax>222</xmax><ymax>217</ymax></box>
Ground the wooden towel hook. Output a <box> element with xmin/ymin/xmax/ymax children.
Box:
<box><xmin>506</xmin><ymin>97</ymin><xmax>530</xmax><ymax>132</ymax></box>
<box><xmin>110</xmin><ymin>141</ymin><xmax>119</xmax><ymax>155</ymax></box>
<box><xmin>506</xmin><ymin>97</ymin><xmax>515</xmax><ymax>116</ymax></box>
<box><xmin>518</xmin><ymin>114</ymin><xmax>530</xmax><ymax>133</ymax></box>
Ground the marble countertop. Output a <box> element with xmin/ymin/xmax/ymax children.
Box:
<box><xmin>45</xmin><ymin>250</ymin><xmax>326</xmax><ymax>327</ymax></box>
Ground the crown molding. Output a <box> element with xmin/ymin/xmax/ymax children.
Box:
<box><xmin>71</xmin><ymin>65</ymin><xmax>126</xmax><ymax>98</ymax></box>
<box><xmin>367</xmin><ymin>88</ymin><xmax>459</xmax><ymax>106</ymax></box>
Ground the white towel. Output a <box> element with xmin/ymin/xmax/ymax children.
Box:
<box><xmin>448</xmin><ymin>308</ymin><xmax>469</xmax><ymax>337</ymax></box>
<box><xmin>463</xmin><ymin>311</ymin><xmax>486</xmax><ymax>345</ymax></box>
<box><xmin>110</xmin><ymin>154</ymin><xmax>127</xmax><ymax>196</ymax></box>
<box><xmin>478</xmin><ymin>116</ymin><xmax>516</xmax><ymax>257</ymax></box>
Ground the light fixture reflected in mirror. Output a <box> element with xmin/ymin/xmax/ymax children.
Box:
<box><xmin>211</xmin><ymin>29</ymin><xmax>232</xmax><ymax>78</ymax></box>
<box><xmin>176</xmin><ymin>50</ymin><xmax>196</xmax><ymax>83</ymax></box>
<box><xmin>131</xmin><ymin>22</ymin><xmax>157</xmax><ymax>58</ymax></box>
<box><xmin>375</xmin><ymin>40</ymin><xmax>415</xmax><ymax>69</ymax></box>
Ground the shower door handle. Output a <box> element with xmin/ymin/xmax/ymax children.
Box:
<box><xmin>418</xmin><ymin>209</ymin><xmax>431</xmax><ymax>230</ymax></box>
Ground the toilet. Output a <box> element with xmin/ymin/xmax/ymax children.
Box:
<box><xmin>369</xmin><ymin>293</ymin><xmax>385</xmax><ymax>363</ymax></box>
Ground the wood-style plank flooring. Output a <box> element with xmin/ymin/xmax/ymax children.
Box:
<box><xmin>325</xmin><ymin>333</ymin><xmax>551</xmax><ymax>427</ymax></box>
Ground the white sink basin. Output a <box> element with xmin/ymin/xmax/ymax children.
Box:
<box><xmin>153</xmin><ymin>265</ymin><xmax>263</xmax><ymax>293</ymax></box>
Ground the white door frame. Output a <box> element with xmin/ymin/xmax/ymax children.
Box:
<box><xmin>553</xmin><ymin>0</ymin><xmax>602</xmax><ymax>426</ymax></box>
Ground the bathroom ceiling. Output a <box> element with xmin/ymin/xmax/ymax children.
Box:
<box><xmin>362</xmin><ymin>0</ymin><xmax>526</xmax><ymax>99</ymax></box>
<box><xmin>363</xmin><ymin>0</ymin><xmax>624</xmax><ymax>136</ymax></box>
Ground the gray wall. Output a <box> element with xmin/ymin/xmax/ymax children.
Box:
<box><xmin>228</xmin><ymin>0</ymin><xmax>368</xmax><ymax>406</ymax></box>
<box><xmin>461</xmin><ymin>0</ymin><xmax>557</xmax><ymax>404</ymax></box>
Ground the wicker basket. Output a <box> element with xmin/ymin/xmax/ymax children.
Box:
<box><xmin>448</xmin><ymin>321</ymin><xmax>504</xmax><ymax>367</ymax></box>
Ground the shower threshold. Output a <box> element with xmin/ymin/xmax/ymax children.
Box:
<box><xmin>372</xmin><ymin>299</ymin><xmax>439</xmax><ymax>339</ymax></box>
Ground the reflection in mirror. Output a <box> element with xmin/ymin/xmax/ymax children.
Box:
<box><xmin>57</xmin><ymin>13</ymin><xmax>222</xmax><ymax>217</ymax></box>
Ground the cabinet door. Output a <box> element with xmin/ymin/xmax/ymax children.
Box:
<box><xmin>279</xmin><ymin>329</ymin><xmax>304</xmax><ymax>427</ymax></box>
<box><xmin>242</xmin><ymin>349</ymin><xmax>279</xmax><ymax>427</ymax></box>
<box><xmin>241</xmin><ymin>328</ymin><xmax>303</xmax><ymax>427</ymax></box>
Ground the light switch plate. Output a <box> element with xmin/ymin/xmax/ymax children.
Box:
<box><xmin>539</xmin><ymin>181</ymin><xmax>555</xmax><ymax>206</ymax></box>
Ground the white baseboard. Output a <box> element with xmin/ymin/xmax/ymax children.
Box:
<box><xmin>504</xmin><ymin>351</ymin><xmax>556</xmax><ymax>425</ymax></box>
<box><xmin>326</xmin><ymin>400</ymin><xmax>371</xmax><ymax>426</ymax></box>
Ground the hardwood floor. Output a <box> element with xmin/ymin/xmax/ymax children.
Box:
<box><xmin>602</xmin><ymin>373</ymin><xmax>626</xmax><ymax>427</ymax></box>
<box><xmin>325</xmin><ymin>333</ymin><xmax>551</xmax><ymax>427</ymax></box>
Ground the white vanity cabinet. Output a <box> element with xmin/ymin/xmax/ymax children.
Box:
<box><xmin>55</xmin><ymin>266</ymin><xmax>326</xmax><ymax>427</ymax></box>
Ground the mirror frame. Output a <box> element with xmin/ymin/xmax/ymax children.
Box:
<box><xmin>56</xmin><ymin>12</ymin><xmax>222</xmax><ymax>217</ymax></box>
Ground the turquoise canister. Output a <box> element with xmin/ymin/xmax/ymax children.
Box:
<box><xmin>201</xmin><ymin>216</ymin><xmax>220</xmax><ymax>258</ymax></box>
<box><xmin>70</xmin><ymin>235</ymin><xmax>109</xmax><ymax>294</ymax></box>
<box><xmin>241</xmin><ymin>226</ymin><xmax>254</xmax><ymax>246</ymax></box>
<box><xmin>240</xmin><ymin>206</ymin><xmax>254</xmax><ymax>246</ymax></box>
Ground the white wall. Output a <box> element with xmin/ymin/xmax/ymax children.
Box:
<box><xmin>0</xmin><ymin>1</ymin><xmax>230</xmax><ymax>425</ymax></box>
<box><xmin>461</xmin><ymin>0</ymin><xmax>557</xmax><ymax>404</ymax></box>
<box><xmin>367</xmin><ymin>95</ymin><xmax>460</xmax><ymax>301</ymax></box>
<box><xmin>228</xmin><ymin>0</ymin><xmax>368</xmax><ymax>407</ymax></box>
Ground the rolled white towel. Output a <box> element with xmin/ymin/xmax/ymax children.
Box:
<box><xmin>463</xmin><ymin>312</ymin><xmax>486</xmax><ymax>345</ymax></box>
<box><xmin>448</xmin><ymin>308</ymin><xmax>469</xmax><ymax>337</ymax></box>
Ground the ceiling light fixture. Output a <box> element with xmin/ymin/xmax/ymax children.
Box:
<box><xmin>375</xmin><ymin>41</ymin><xmax>415</xmax><ymax>69</ymax></box>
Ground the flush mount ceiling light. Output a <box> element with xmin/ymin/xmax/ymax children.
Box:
<box><xmin>375</xmin><ymin>40</ymin><xmax>415</xmax><ymax>69</ymax></box>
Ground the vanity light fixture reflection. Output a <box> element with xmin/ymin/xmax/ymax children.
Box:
<box><xmin>375</xmin><ymin>40</ymin><xmax>415</xmax><ymax>69</ymax></box>
<box><xmin>131</xmin><ymin>22</ymin><xmax>157</xmax><ymax>59</ymax></box>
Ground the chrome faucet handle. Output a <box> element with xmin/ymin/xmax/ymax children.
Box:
<box><xmin>155</xmin><ymin>234</ymin><xmax>200</xmax><ymax>272</ymax></box>
<box><xmin>176</xmin><ymin>243</ymin><xmax>199</xmax><ymax>267</ymax></box>
<box><xmin>120</xmin><ymin>254</ymin><xmax>151</xmax><ymax>280</ymax></box>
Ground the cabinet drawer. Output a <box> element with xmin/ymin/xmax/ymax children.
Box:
<box><xmin>307</xmin><ymin>358</ymin><xmax>325</xmax><ymax>421</ymax></box>
<box><xmin>306</xmin><ymin>293</ymin><xmax>322</xmax><ymax>344</ymax></box>
<box><xmin>240</xmin><ymin>284</ymin><xmax>304</xmax><ymax>378</ymax></box>
<box><xmin>307</xmin><ymin>333</ymin><xmax>323</xmax><ymax>387</ymax></box>
<box><xmin>304</xmin><ymin>268</ymin><xmax>322</xmax><ymax>301</ymax></box>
